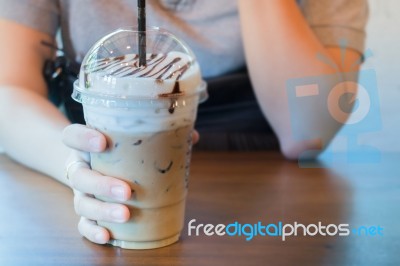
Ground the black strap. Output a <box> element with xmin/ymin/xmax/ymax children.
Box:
<box><xmin>43</xmin><ymin>56</ymin><xmax>85</xmax><ymax>124</ymax></box>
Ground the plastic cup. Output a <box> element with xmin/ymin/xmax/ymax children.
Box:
<box><xmin>72</xmin><ymin>27</ymin><xmax>207</xmax><ymax>249</ymax></box>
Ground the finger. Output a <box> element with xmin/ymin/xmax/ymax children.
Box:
<box><xmin>69</xmin><ymin>167</ymin><xmax>131</xmax><ymax>201</ymax></box>
<box><xmin>192</xmin><ymin>130</ymin><xmax>200</xmax><ymax>144</ymax></box>
<box><xmin>62</xmin><ymin>124</ymin><xmax>107</xmax><ymax>152</ymax></box>
<box><xmin>74</xmin><ymin>194</ymin><xmax>130</xmax><ymax>223</ymax></box>
<box><xmin>78</xmin><ymin>217</ymin><xmax>110</xmax><ymax>244</ymax></box>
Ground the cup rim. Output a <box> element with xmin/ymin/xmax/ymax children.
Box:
<box><xmin>72</xmin><ymin>80</ymin><xmax>208</xmax><ymax>108</ymax></box>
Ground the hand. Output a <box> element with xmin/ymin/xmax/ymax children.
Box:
<box><xmin>62</xmin><ymin>124</ymin><xmax>200</xmax><ymax>244</ymax></box>
<box><xmin>63</xmin><ymin>124</ymin><xmax>131</xmax><ymax>244</ymax></box>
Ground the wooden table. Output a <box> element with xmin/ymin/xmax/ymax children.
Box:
<box><xmin>0</xmin><ymin>152</ymin><xmax>399</xmax><ymax>266</ymax></box>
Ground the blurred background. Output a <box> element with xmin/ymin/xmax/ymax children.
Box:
<box><xmin>330</xmin><ymin>0</ymin><xmax>400</xmax><ymax>152</ymax></box>
<box><xmin>0</xmin><ymin>0</ymin><xmax>398</xmax><ymax>154</ymax></box>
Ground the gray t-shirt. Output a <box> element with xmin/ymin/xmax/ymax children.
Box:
<box><xmin>0</xmin><ymin>0</ymin><xmax>368</xmax><ymax>78</ymax></box>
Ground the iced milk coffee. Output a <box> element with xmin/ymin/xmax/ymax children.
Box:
<box><xmin>72</xmin><ymin>28</ymin><xmax>207</xmax><ymax>249</ymax></box>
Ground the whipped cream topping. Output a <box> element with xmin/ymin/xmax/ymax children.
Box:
<box><xmin>79</xmin><ymin>51</ymin><xmax>202</xmax><ymax>98</ymax></box>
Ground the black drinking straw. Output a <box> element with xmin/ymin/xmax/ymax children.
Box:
<box><xmin>138</xmin><ymin>0</ymin><xmax>146</xmax><ymax>67</ymax></box>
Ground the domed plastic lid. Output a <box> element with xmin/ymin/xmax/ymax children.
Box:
<box><xmin>73</xmin><ymin>27</ymin><xmax>206</xmax><ymax>106</ymax></box>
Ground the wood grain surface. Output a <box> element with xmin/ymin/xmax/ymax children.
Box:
<box><xmin>0</xmin><ymin>152</ymin><xmax>399</xmax><ymax>266</ymax></box>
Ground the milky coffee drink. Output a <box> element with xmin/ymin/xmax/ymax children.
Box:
<box><xmin>72</xmin><ymin>28</ymin><xmax>207</xmax><ymax>249</ymax></box>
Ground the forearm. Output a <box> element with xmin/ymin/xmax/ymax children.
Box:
<box><xmin>0</xmin><ymin>86</ymin><xmax>71</xmax><ymax>185</ymax></box>
<box><xmin>238</xmin><ymin>0</ymin><xmax>359</xmax><ymax>157</ymax></box>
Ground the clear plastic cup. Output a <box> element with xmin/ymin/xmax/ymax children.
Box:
<box><xmin>72</xmin><ymin>27</ymin><xmax>207</xmax><ymax>249</ymax></box>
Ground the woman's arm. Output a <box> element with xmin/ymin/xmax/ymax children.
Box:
<box><xmin>0</xmin><ymin>19</ymin><xmax>133</xmax><ymax>244</ymax></box>
<box><xmin>238</xmin><ymin>0</ymin><xmax>363</xmax><ymax>159</ymax></box>
<box><xmin>0</xmin><ymin>19</ymin><xmax>72</xmax><ymax>184</ymax></box>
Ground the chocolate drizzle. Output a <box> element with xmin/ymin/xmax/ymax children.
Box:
<box><xmin>133</xmin><ymin>140</ymin><xmax>142</xmax><ymax>146</ymax></box>
<box><xmin>155</xmin><ymin>161</ymin><xmax>173</xmax><ymax>174</ymax></box>
<box><xmin>158</xmin><ymin>63</ymin><xmax>190</xmax><ymax>114</ymax></box>
<box><xmin>85</xmin><ymin>53</ymin><xmax>193</xmax><ymax>113</ymax></box>
<box><xmin>86</xmin><ymin>53</ymin><xmax>188</xmax><ymax>80</ymax></box>
<box><xmin>121</xmin><ymin>54</ymin><xmax>166</xmax><ymax>77</ymax></box>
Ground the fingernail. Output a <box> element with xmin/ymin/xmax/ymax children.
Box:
<box><xmin>111</xmin><ymin>186</ymin><xmax>127</xmax><ymax>201</ymax></box>
<box><xmin>89</xmin><ymin>137</ymin><xmax>102</xmax><ymax>151</ymax></box>
<box><xmin>95</xmin><ymin>232</ymin><xmax>105</xmax><ymax>243</ymax></box>
<box><xmin>111</xmin><ymin>208</ymin><xmax>125</xmax><ymax>222</ymax></box>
